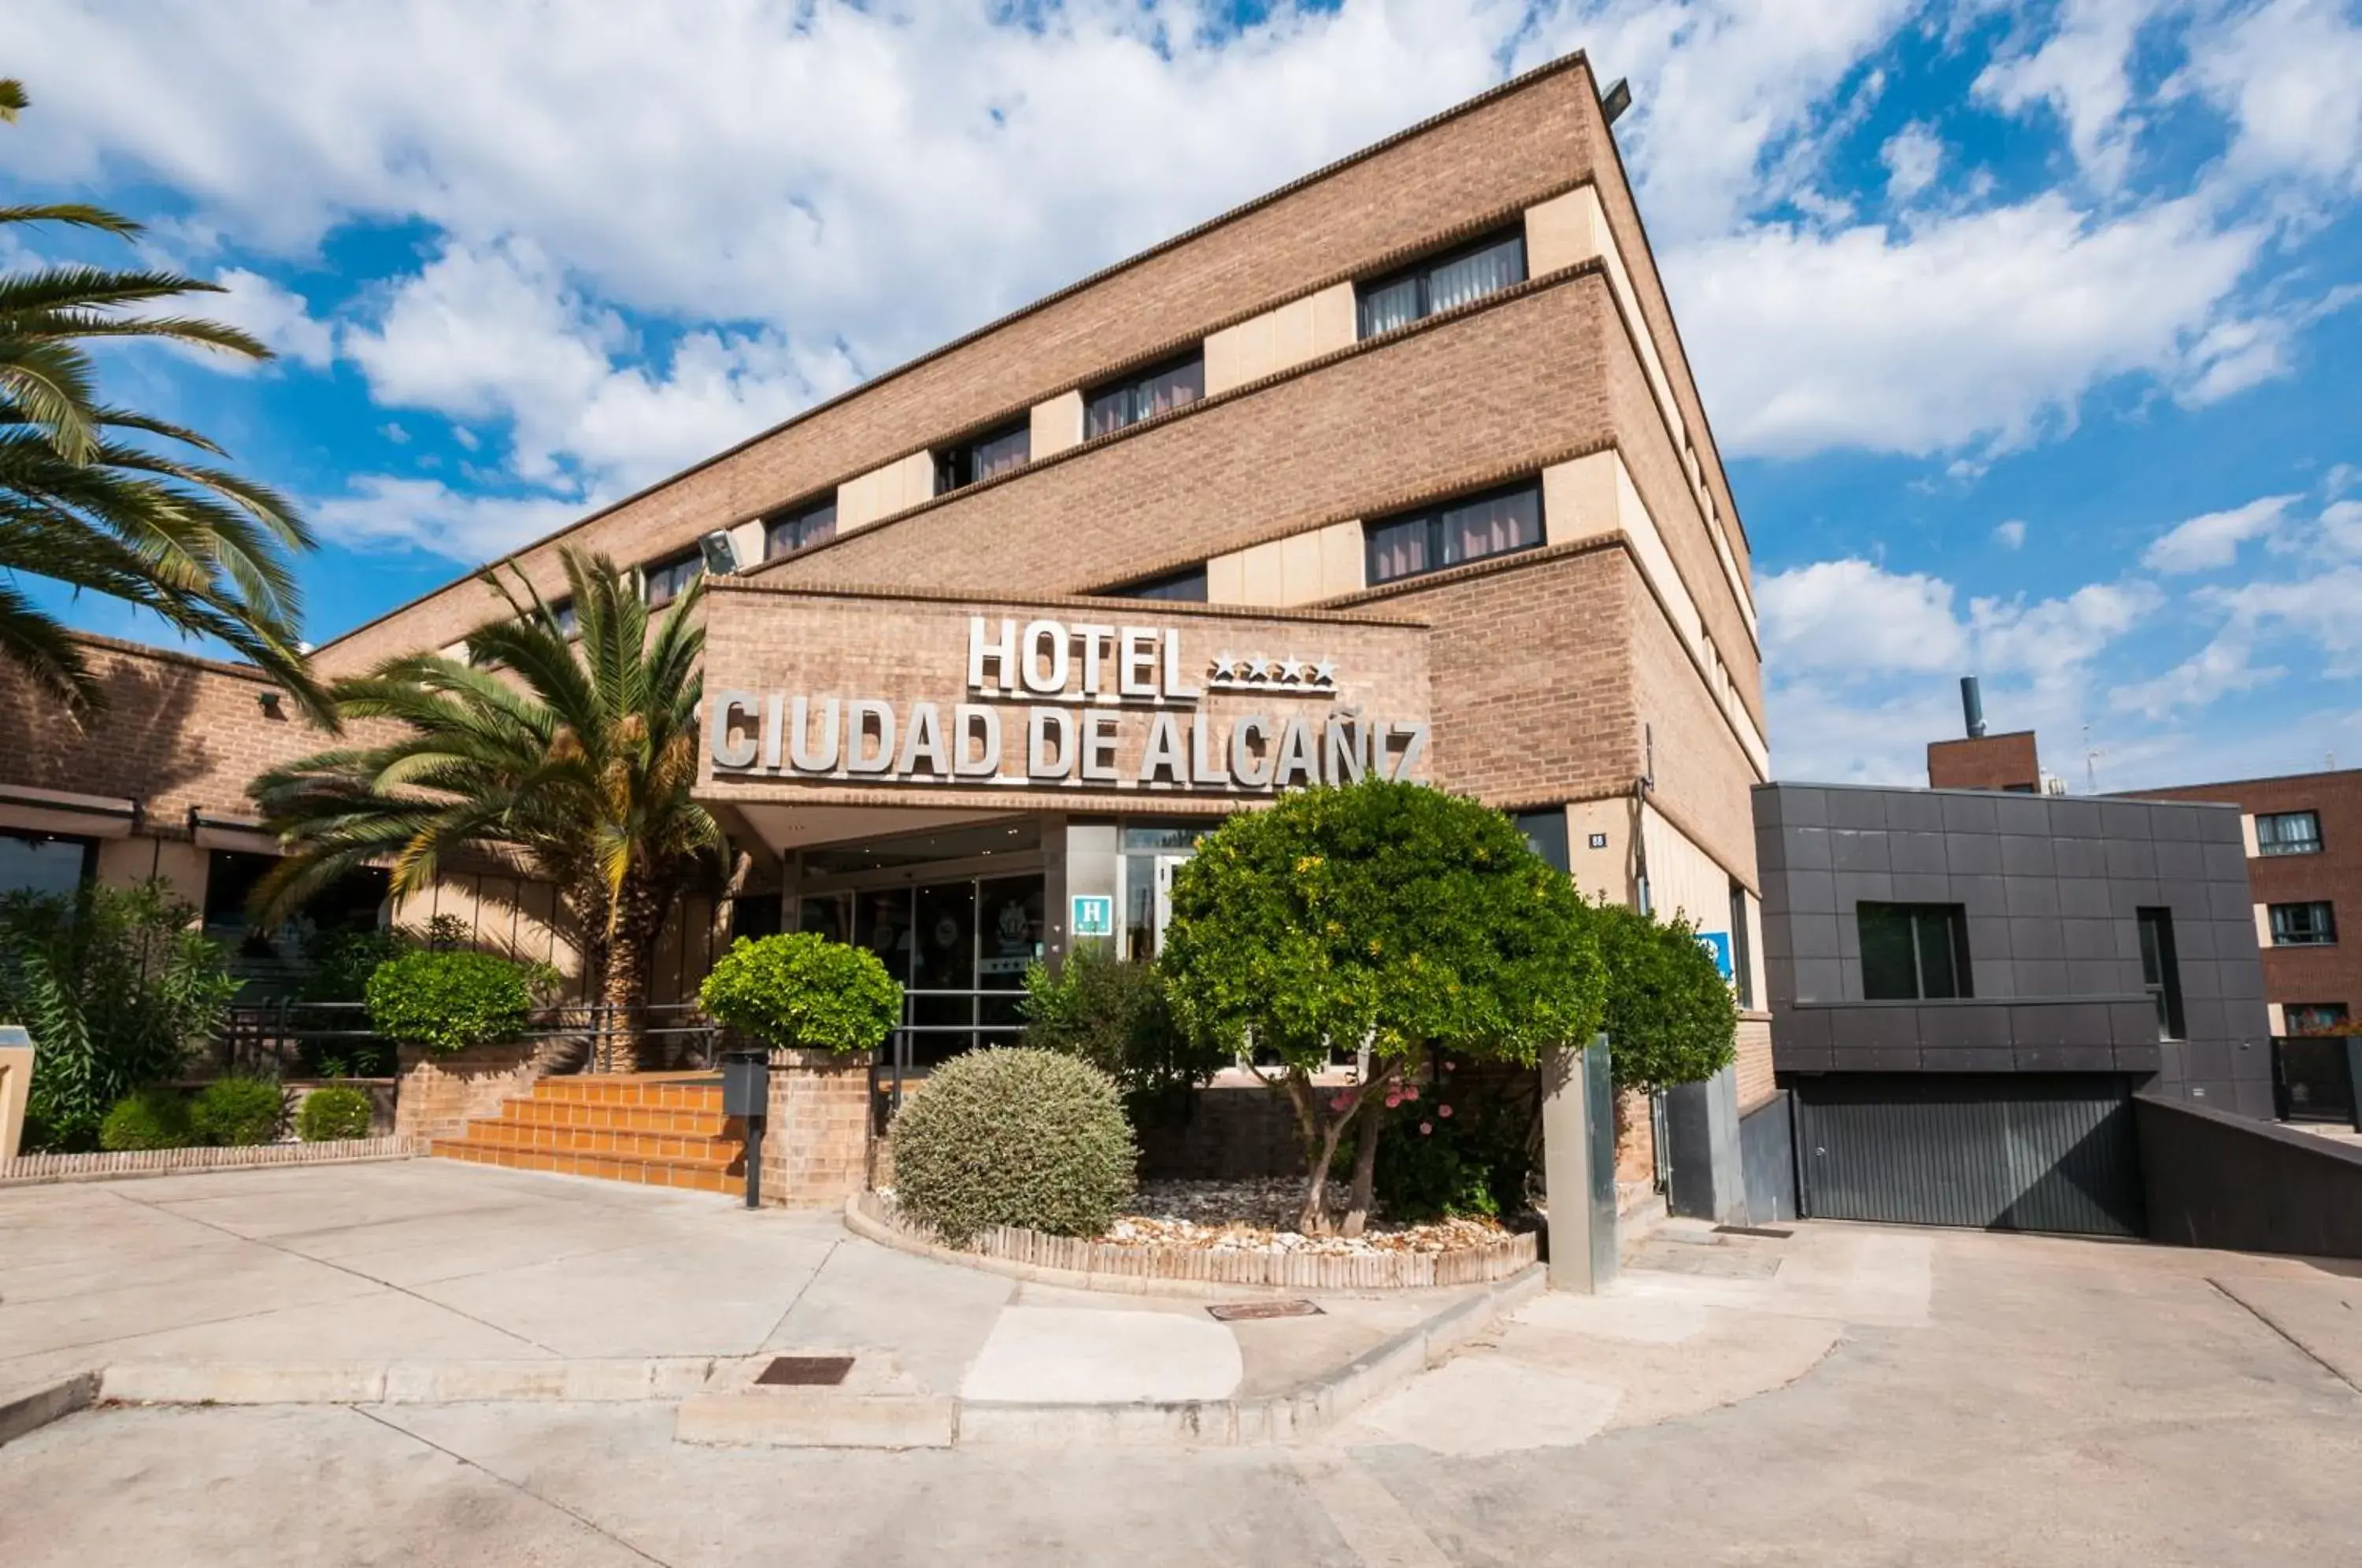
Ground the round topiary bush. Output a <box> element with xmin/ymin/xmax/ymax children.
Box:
<box><xmin>297</xmin><ymin>1085</ymin><xmax>376</xmax><ymax>1142</ymax></box>
<box><xmin>888</xmin><ymin>1047</ymin><xmax>1137</xmax><ymax>1245</ymax></box>
<box><xmin>191</xmin><ymin>1074</ymin><xmax>286</xmax><ymax>1146</ymax></box>
<box><xmin>99</xmin><ymin>1086</ymin><xmax>193</xmax><ymax>1151</ymax></box>
<box><xmin>698</xmin><ymin>933</ymin><xmax>902</xmax><ymax>1055</ymax></box>
<box><xmin>365</xmin><ymin>949</ymin><xmax>539</xmax><ymax>1054</ymax></box>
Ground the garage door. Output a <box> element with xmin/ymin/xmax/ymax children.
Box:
<box><xmin>1794</xmin><ymin>1074</ymin><xmax>2144</xmax><ymax>1237</ymax></box>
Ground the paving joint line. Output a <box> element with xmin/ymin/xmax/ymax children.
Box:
<box><xmin>2208</xmin><ymin>1277</ymin><xmax>2362</xmax><ymax>1396</ymax></box>
<box><xmin>104</xmin><ymin>1185</ymin><xmax>564</xmax><ymax>1359</ymax></box>
<box><xmin>753</xmin><ymin>1237</ymin><xmax>841</xmax><ymax>1355</ymax></box>
<box><xmin>349</xmin><ymin>1404</ymin><xmax>679</xmax><ymax>1567</ymax></box>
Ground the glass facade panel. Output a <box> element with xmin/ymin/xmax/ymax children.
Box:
<box><xmin>765</xmin><ymin>498</ymin><xmax>838</xmax><ymax>560</ymax></box>
<box><xmin>1512</xmin><ymin>808</ymin><xmax>1568</xmax><ymax>873</ymax></box>
<box><xmin>1860</xmin><ymin>902</ymin><xmax>1971</xmax><ymax>1000</ymax></box>
<box><xmin>1356</xmin><ymin>231</ymin><xmax>1527</xmax><ymax>338</ymax></box>
<box><xmin>1086</xmin><ymin>357</ymin><xmax>1205</xmax><ymax>437</ymax></box>
<box><xmin>1355</xmin><ymin>273</ymin><xmax>1422</xmax><ymax>338</ymax></box>
<box><xmin>1364</xmin><ymin>483</ymin><xmax>1542</xmax><ymax>586</ymax></box>
<box><xmin>0</xmin><ymin>833</ymin><xmax>92</xmax><ymax>900</ymax></box>
<box><xmin>2269</xmin><ymin>901</ymin><xmax>2337</xmax><ymax>945</ymax></box>
<box><xmin>2256</xmin><ymin>810</ymin><xmax>2323</xmax><ymax>855</ymax></box>
<box><xmin>2137</xmin><ymin>908</ymin><xmax>2186</xmax><ymax>1040</ymax></box>
<box><xmin>935</xmin><ymin>422</ymin><xmax>1031</xmax><ymax>493</ymax></box>
<box><xmin>1116</xmin><ymin>567</ymin><xmax>1208</xmax><ymax>601</ymax></box>
<box><xmin>644</xmin><ymin>552</ymin><xmax>704</xmax><ymax>608</ymax></box>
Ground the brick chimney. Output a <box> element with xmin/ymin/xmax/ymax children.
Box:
<box><xmin>1927</xmin><ymin>676</ymin><xmax>2042</xmax><ymax>792</ymax></box>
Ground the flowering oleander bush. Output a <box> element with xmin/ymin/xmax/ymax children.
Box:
<box><xmin>889</xmin><ymin>1047</ymin><xmax>1137</xmax><ymax>1245</ymax></box>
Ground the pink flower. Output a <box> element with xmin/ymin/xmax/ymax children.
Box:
<box><xmin>1385</xmin><ymin>1093</ymin><xmax>1401</xmax><ymax>1109</ymax></box>
<box><xmin>1402</xmin><ymin>1086</ymin><xmax>1420</xmax><ymax>1102</ymax></box>
<box><xmin>1438</xmin><ymin>1104</ymin><xmax>1453</xmax><ymax>1119</ymax></box>
<box><xmin>1419</xmin><ymin>1121</ymin><xmax>1433</xmax><ymax>1135</ymax></box>
<box><xmin>1330</xmin><ymin>1093</ymin><xmax>1351</xmax><ymax>1112</ymax></box>
<box><xmin>1442</xmin><ymin>1060</ymin><xmax>1457</xmax><ymax>1072</ymax></box>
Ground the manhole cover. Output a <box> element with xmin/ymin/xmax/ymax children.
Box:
<box><xmin>1207</xmin><ymin>1300</ymin><xmax>1324</xmax><ymax>1322</ymax></box>
<box><xmin>755</xmin><ymin>1355</ymin><xmax>854</xmax><ymax>1386</ymax></box>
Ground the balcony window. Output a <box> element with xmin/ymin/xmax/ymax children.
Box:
<box><xmin>1356</xmin><ymin>231</ymin><xmax>1527</xmax><ymax>338</ymax></box>
<box><xmin>1858</xmin><ymin>902</ymin><xmax>1972</xmax><ymax>1000</ymax></box>
<box><xmin>764</xmin><ymin>496</ymin><xmax>838</xmax><ymax>560</ymax></box>
<box><xmin>1113</xmin><ymin>566</ymin><xmax>1207</xmax><ymax>602</ymax></box>
<box><xmin>935</xmin><ymin>421</ymin><xmax>1030</xmax><ymax>494</ymax></box>
<box><xmin>2269</xmin><ymin>901</ymin><xmax>2338</xmax><ymax>946</ymax></box>
<box><xmin>2256</xmin><ymin>810</ymin><xmax>2323</xmax><ymax>856</ymax></box>
<box><xmin>2286</xmin><ymin>1002</ymin><xmax>2349</xmax><ymax>1035</ymax></box>
<box><xmin>1087</xmin><ymin>355</ymin><xmax>1205</xmax><ymax>438</ymax></box>
<box><xmin>642</xmin><ymin>551</ymin><xmax>704</xmax><ymax>608</ymax></box>
<box><xmin>1365</xmin><ymin>483</ymin><xmax>1542</xmax><ymax>586</ymax></box>
<box><xmin>2138</xmin><ymin>908</ymin><xmax>2186</xmax><ymax>1041</ymax></box>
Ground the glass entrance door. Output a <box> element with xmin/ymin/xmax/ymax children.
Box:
<box><xmin>799</xmin><ymin>874</ymin><xmax>1044</xmax><ymax>1067</ymax></box>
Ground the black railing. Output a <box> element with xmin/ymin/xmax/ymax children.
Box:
<box><xmin>213</xmin><ymin>998</ymin><xmax>722</xmax><ymax>1082</ymax></box>
<box><xmin>2272</xmin><ymin>1034</ymin><xmax>2362</xmax><ymax>1130</ymax></box>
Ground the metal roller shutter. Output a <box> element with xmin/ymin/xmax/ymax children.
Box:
<box><xmin>1794</xmin><ymin>1074</ymin><xmax>2144</xmax><ymax>1237</ymax></box>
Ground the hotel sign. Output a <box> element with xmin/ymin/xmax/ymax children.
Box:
<box><xmin>708</xmin><ymin>616</ymin><xmax>1427</xmax><ymax>793</ymax></box>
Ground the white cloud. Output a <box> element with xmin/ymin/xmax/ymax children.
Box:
<box><xmin>195</xmin><ymin>267</ymin><xmax>334</xmax><ymax>369</ymax></box>
<box><xmin>310</xmin><ymin>475</ymin><xmax>591</xmax><ymax>562</ymax></box>
<box><xmin>1879</xmin><ymin>120</ymin><xmax>1944</xmax><ymax>205</ymax></box>
<box><xmin>1668</xmin><ymin>193</ymin><xmax>2268</xmax><ymax>458</ymax></box>
<box><xmin>1974</xmin><ymin>0</ymin><xmax>2153</xmax><ymax>190</ymax></box>
<box><xmin>2112</xmin><ymin>633</ymin><xmax>2281</xmax><ymax>719</ymax></box>
<box><xmin>1760</xmin><ymin>558</ymin><xmax>1970</xmax><ymax>675</ymax></box>
<box><xmin>2141</xmin><ymin>493</ymin><xmax>2300</xmax><ymax>573</ymax></box>
<box><xmin>1993</xmin><ymin>519</ymin><xmax>2027</xmax><ymax>549</ymax></box>
<box><xmin>2183</xmin><ymin>0</ymin><xmax>2362</xmax><ymax>191</ymax></box>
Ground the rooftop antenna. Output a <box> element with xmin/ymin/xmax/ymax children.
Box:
<box><xmin>1960</xmin><ymin>675</ymin><xmax>1986</xmax><ymax>739</ymax></box>
<box><xmin>2082</xmin><ymin>724</ymin><xmax>2102</xmax><ymax>795</ymax></box>
<box><xmin>1601</xmin><ymin>78</ymin><xmax>1632</xmax><ymax>125</ymax></box>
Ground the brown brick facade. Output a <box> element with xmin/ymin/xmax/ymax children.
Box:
<box><xmin>1928</xmin><ymin>731</ymin><xmax>2042</xmax><ymax>791</ymax></box>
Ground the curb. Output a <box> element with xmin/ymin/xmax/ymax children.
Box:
<box><xmin>97</xmin><ymin>1358</ymin><xmax>718</xmax><ymax>1407</ymax></box>
<box><xmin>0</xmin><ymin>1145</ymin><xmax>421</xmax><ymax>1189</ymax></box>
<box><xmin>0</xmin><ymin>1372</ymin><xmax>98</xmax><ymax>1449</ymax></box>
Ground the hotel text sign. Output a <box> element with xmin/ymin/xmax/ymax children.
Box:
<box><xmin>708</xmin><ymin>616</ymin><xmax>1427</xmax><ymax>793</ymax></box>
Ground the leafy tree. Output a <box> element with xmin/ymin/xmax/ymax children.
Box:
<box><xmin>699</xmin><ymin>933</ymin><xmax>903</xmax><ymax>1055</ymax></box>
<box><xmin>1159</xmin><ymin>779</ymin><xmax>1606</xmax><ymax>1236</ymax></box>
<box><xmin>0</xmin><ymin>878</ymin><xmax>241</xmax><ymax>1151</ymax></box>
<box><xmin>254</xmin><ymin>549</ymin><xmax>722</xmax><ymax>1068</ymax></box>
<box><xmin>0</xmin><ymin>80</ymin><xmax>326</xmax><ymax>720</ymax></box>
<box><xmin>1018</xmin><ymin>942</ymin><xmax>1227</xmax><ymax>1126</ymax></box>
<box><xmin>1590</xmin><ymin>899</ymin><xmax>1738</xmax><ymax>1093</ymax></box>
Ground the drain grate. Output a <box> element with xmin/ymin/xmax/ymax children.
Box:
<box><xmin>1712</xmin><ymin>1224</ymin><xmax>1794</xmax><ymax>1240</ymax></box>
<box><xmin>1207</xmin><ymin>1300</ymin><xmax>1324</xmax><ymax>1322</ymax></box>
<box><xmin>755</xmin><ymin>1355</ymin><xmax>854</xmax><ymax>1387</ymax></box>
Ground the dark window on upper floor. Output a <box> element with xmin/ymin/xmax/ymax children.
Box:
<box><xmin>1364</xmin><ymin>482</ymin><xmax>1543</xmax><ymax>586</ymax></box>
<box><xmin>935</xmin><ymin>420</ymin><xmax>1030</xmax><ymax>494</ymax></box>
<box><xmin>2256</xmin><ymin>810</ymin><xmax>2322</xmax><ymax>856</ymax></box>
<box><xmin>2137</xmin><ymin>908</ymin><xmax>2186</xmax><ymax>1041</ymax></box>
<box><xmin>1512</xmin><ymin>808</ymin><xmax>1569</xmax><ymax>875</ymax></box>
<box><xmin>2270</xmin><ymin>900</ymin><xmax>2337</xmax><ymax>946</ymax></box>
<box><xmin>547</xmin><ymin>598</ymin><xmax>579</xmax><ymax>638</ymax></box>
<box><xmin>1859</xmin><ymin>902</ymin><xmax>1972</xmax><ymax>1000</ymax></box>
<box><xmin>765</xmin><ymin>495</ymin><xmax>839</xmax><ymax>560</ymax></box>
<box><xmin>1087</xmin><ymin>355</ymin><xmax>1205</xmax><ymax>438</ymax></box>
<box><xmin>643</xmin><ymin>551</ymin><xmax>704</xmax><ymax>608</ymax></box>
<box><xmin>1730</xmin><ymin>881</ymin><xmax>1755</xmax><ymax>1010</ymax></box>
<box><xmin>1356</xmin><ymin>230</ymin><xmax>1527</xmax><ymax>338</ymax></box>
<box><xmin>2286</xmin><ymin>1001</ymin><xmax>2350</xmax><ymax>1034</ymax></box>
<box><xmin>1113</xmin><ymin>566</ymin><xmax>1208</xmax><ymax>602</ymax></box>
<box><xmin>0</xmin><ymin>830</ymin><xmax>96</xmax><ymax>900</ymax></box>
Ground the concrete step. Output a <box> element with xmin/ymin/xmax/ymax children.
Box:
<box><xmin>453</xmin><ymin>1119</ymin><xmax>745</xmax><ymax>1165</ymax></box>
<box><xmin>498</xmin><ymin>1096</ymin><xmax>733</xmax><ymax>1137</ymax></box>
<box><xmin>429</xmin><ymin>1137</ymin><xmax>742</xmax><ymax>1195</ymax></box>
<box><xmin>526</xmin><ymin>1074</ymin><xmax>723</xmax><ymax>1110</ymax></box>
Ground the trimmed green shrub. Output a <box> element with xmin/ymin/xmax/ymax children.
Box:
<box><xmin>365</xmin><ymin>949</ymin><xmax>539</xmax><ymax>1053</ymax></box>
<box><xmin>889</xmin><ymin>1047</ymin><xmax>1137</xmax><ymax>1245</ymax></box>
<box><xmin>699</xmin><ymin>934</ymin><xmax>902</xmax><ymax>1055</ymax></box>
<box><xmin>191</xmin><ymin>1074</ymin><xmax>287</xmax><ymax>1146</ymax></box>
<box><xmin>297</xmin><ymin>1085</ymin><xmax>376</xmax><ymax>1142</ymax></box>
<box><xmin>1019</xmin><ymin>944</ymin><xmax>1227</xmax><ymax>1127</ymax></box>
<box><xmin>99</xmin><ymin>1086</ymin><xmax>194</xmax><ymax>1151</ymax></box>
<box><xmin>1590</xmin><ymin>900</ymin><xmax>1739</xmax><ymax>1093</ymax></box>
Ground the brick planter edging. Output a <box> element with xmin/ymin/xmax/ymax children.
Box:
<box><xmin>847</xmin><ymin>1192</ymin><xmax>1537</xmax><ymax>1293</ymax></box>
<box><xmin>0</xmin><ymin>1137</ymin><xmax>424</xmax><ymax>1187</ymax></box>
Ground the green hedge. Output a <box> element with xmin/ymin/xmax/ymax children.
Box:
<box><xmin>191</xmin><ymin>1074</ymin><xmax>286</xmax><ymax>1146</ymax></box>
<box><xmin>98</xmin><ymin>1086</ymin><xmax>193</xmax><ymax>1151</ymax></box>
<box><xmin>698</xmin><ymin>934</ymin><xmax>901</xmax><ymax>1055</ymax></box>
<box><xmin>889</xmin><ymin>1048</ymin><xmax>1136</xmax><ymax>1245</ymax></box>
<box><xmin>297</xmin><ymin>1085</ymin><xmax>376</xmax><ymax>1142</ymax></box>
<box><xmin>365</xmin><ymin>949</ymin><xmax>539</xmax><ymax>1053</ymax></box>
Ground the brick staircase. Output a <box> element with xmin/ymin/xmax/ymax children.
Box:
<box><xmin>430</xmin><ymin>1074</ymin><xmax>746</xmax><ymax>1195</ymax></box>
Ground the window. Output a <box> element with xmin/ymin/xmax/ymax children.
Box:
<box><xmin>1113</xmin><ymin>566</ymin><xmax>1207</xmax><ymax>602</ymax></box>
<box><xmin>643</xmin><ymin>551</ymin><xmax>704</xmax><ymax>608</ymax></box>
<box><xmin>2286</xmin><ymin>1002</ymin><xmax>2349</xmax><ymax>1035</ymax></box>
<box><xmin>2137</xmin><ymin>908</ymin><xmax>2186</xmax><ymax>1041</ymax></box>
<box><xmin>1857</xmin><ymin>902</ymin><xmax>1972</xmax><ymax>1000</ymax></box>
<box><xmin>935</xmin><ymin>421</ymin><xmax>1030</xmax><ymax>494</ymax></box>
<box><xmin>764</xmin><ymin>496</ymin><xmax>838</xmax><ymax>560</ymax></box>
<box><xmin>1512</xmin><ymin>808</ymin><xmax>1569</xmax><ymax>874</ymax></box>
<box><xmin>0</xmin><ymin>832</ymin><xmax>94</xmax><ymax>900</ymax></box>
<box><xmin>2270</xmin><ymin>901</ymin><xmax>2338</xmax><ymax>946</ymax></box>
<box><xmin>1357</xmin><ymin>231</ymin><xmax>1528</xmax><ymax>338</ymax></box>
<box><xmin>1364</xmin><ymin>483</ymin><xmax>1543</xmax><ymax>586</ymax></box>
<box><xmin>546</xmin><ymin>598</ymin><xmax>579</xmax><ymax>638</ymax></box>
<box><xmin>2256</xmin><ymin>810</ymin><xmax>2323</xmax><ymax>856</ymax></box>
<box><xmin>1730</xmin><ymin>881</ymin><xmax>1755</xmax><ymax>1010</ymax></box>
<box><xmin>1087</xmin><ymin>355</ymin><xmax>1205</xmax><ymax>438</ymax></box>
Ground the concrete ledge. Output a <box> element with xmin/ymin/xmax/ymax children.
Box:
<box><xmin>1</xmin><ymin>1138</ymin><xmax>423</xmax><ymax>1188</ymax></box>
<box><xmin>100</xmin><ymin>1357</ymin><xmax>716</xmax><ymax>1407</ymax></box>
<box><xmin>676</xmin><ymin>1389</ymin><xmax>957</xmax><ymax>1449</ymax></box>
<box><xmin>0</xmin><ymin>1372</ymin><xmax>98</xmax><ymax>1448</ymax></box>
<box><xmin>846</xmin><ymin>1193</ymin><xmax>1535</xmax><ymax>1298</ymax></box>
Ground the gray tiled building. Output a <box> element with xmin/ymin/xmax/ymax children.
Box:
<box><xmin>1757</xmin><ymin>782</ymin><xmax>2273</xmax><ymax>1119</ymax></box>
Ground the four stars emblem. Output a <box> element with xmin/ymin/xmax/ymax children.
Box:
<box><xmin>1205</xmin><ymin>651</ymin><xmax>1339</xmax><ymax>689</ymax></box>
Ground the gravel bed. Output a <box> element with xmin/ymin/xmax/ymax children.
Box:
<box><xmin>1101</xmin><ymin>1177</ymin><xmax>1514</xmax><ymax>1256</ymax></box>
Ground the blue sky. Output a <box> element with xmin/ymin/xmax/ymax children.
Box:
<box><xmin>3</xmin><ymin>0</ymin><xmax>2359</xmax><ymax>790</ymax></box>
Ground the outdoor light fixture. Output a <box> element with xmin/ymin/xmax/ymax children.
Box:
<box><xmin>256</xmin><ymin>690</ymin><xmax>283</xmax><ymax>717</ymax></box>
<box><xmin>1601</xmin><ymin>77</ymin><xmax>1632</xmax><ymax>124</ymax></box>
<box><xmin>698</xmin><ymin>529</ymin><xmax>741</xmax><ymax>575</ymax></box>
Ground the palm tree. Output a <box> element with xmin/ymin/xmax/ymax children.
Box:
<box><xmin>2</xmin><ymin>79</ymin><xmax>325</xmax><ymax>719</ymax></box>
<box><xmin>252</xmin><ymin>549</ymin><xmax>723</xmax><ymax>1071</ymax></box>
